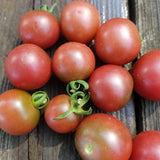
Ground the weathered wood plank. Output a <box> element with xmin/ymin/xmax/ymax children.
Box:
<box><xmin>129</xmin><ymin>0</ymin><xmax>160</xmax><ymax>132</ymax></box>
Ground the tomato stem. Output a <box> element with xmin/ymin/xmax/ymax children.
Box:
<box><xmin>54</xmin><ymin>91</ymin><xmax>92</xmax><ymax>120</ymax></box>
<box><xmin>38</xmin><ymin>2</ymin><xmax>57</xmax><ymax>14</ymax></box>
<box><xmin>66</xmin><ymin>80</ymin><xmax>89</xmax><ymax>96</ymax></box>
<box><xmin>32</xmin><ymin>91</ymin><xmax>49</xmax><ymax>109</ymax></box>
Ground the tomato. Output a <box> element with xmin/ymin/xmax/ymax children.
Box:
<box><xmin>19</xmin><ymin>4</ymin><xmax>60</xmax><ymax>49</ymax></box>
<box><xmin>95</xmin><ymin>17</ymin><xmax>141</xmax><ymax>65</ymax></box>
<box><xmin>52</xmin><ymin>42</ymin><xmax>95</xmax><ymax>83</ymax></box>
<box><xmin>131</xmin><ymin>49</ymin><xmax>160</xmax><ymax>101</ymax></box>
<box><xmin>5</xmin><ymin>44</ymin><xmax>52</xmax><ymax>91</ymax></box>
<box><xmin>75</xmin><ymin>113</ymin><xmax>132</xmax><ymax>160</ymax></box>
<box><xmin>60</xmin><ymin>1</ymin><xmax>100</xmax><ymax>44</ymax></box>
<box><xmin>44</xmin><ymin>94</ymin><xmax>83</xmax><ymax>133</ymax></box>
<box><xmin>130</xmin><ymin>130</ymin><xmax>160</xmax><ymax>160</ymax></box>
<box><xmin>88</xmin><ymin>65</ymin><xmax>133</xmax><ymax>112</ymax></box>
<box><xmin>0</xmin><ymin>89</ymin><xmax>40</xmax><ymax>135</ymax></box>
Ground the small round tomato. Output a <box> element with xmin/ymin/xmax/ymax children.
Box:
<box><xmin>19</xmin><ymin>4</ymin><xmax>60</xmax><ymax>49</ymax></box>
<box><xmin>95</xmin><ymin>17</ymin><xmax>141</xmax><ymax>65</ymax></box>
<box><xmin>130</xmin><ymin>130</ymin><xmax>160</xmax><ymax>160</ymax></box>
<box><xmin>0</xmin><ymin>89</ymin><xmax>40</xmax><ymax>135</ymax></box>
<box><xmin>60</xmin><ymin>1</ymin><xmax>100</xmax><ymax>44</ymax></box>
<box><xmin>75</xmin><ymin>113</ymin><xmax>132</xmax><ymax>160</ymax></box>
<box><xmin>44</xmin><ymin>94</ymin><xmax>83</xmax><ymax>133</ymax></box>
<box><xmin>52</xmin><ymin>42</ymin><xmax>95</xmax><ymax>83</ymax></box>
<box><xmin>88</xmin><ymin>65</ymin><xmax>133</xmax><ymax>112</ymax></box>
<box><xmin>131</xmin><ymin>49</ymin><xmax>160</xmax><ymax>101</ymax></box>
<box><xmin>5</xmin><ymin>44</ymin><xmax>52</xmax><ymax>91</ymax></box>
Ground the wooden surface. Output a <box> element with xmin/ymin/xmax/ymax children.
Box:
<box><xmin>0</xmin><ymin>0</ymin><xmax>160</xmax><ymax>159</ymax></box>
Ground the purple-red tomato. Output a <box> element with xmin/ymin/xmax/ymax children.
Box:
<box><xmin>60</xmin><ymin>1</ymin><xmax>100</xmax><ymax>44</ymax></box>
<box><xmin>44</xmin><ymin>94</ymin><xmax>83</xmax><ymax>133</ymax></box>
<box><xmin>5</xmin><ymin>44</ymin><xmax>52</xmax><ymax>90</ymax></box>
<box><xmin>0</xmin><ymin>89</ymin><xmax>40</xmax><ymax>135</ymax></box>
<box><xmin>130</xmin><ymin>130</ymin><xmax>160</xmax><ymax>160</ymax></box>
<box><xmin>131</xmin><ymin>49</ymin><xmax>160</xmax><ymax>101</ymax></box>
<box><xmin>75</xmin><ymin>113</ymin><xmax>132</xmax><ymax>160</ymax></box>
<box><xmin>88</xmin><ymin>65</ymin><xmax>133</xmax><ymax>112</ymax></box>
<box><xmin>95</xmin><ymin>17</ymin><xmax>141</xmax><ymax>65</ymax></box>
<box><xmin>19</xmin><ymin>9</ymin><xmax>60</xmax><ymax>49</ymax></box>
<box><xmin>52</xmin><ymin>42</ymin><xmax>95</xmax><ymax>83</ymax></box>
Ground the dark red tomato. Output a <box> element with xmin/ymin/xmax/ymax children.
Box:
<box><xmin>5</xmin><ymin>44</ymin><xmax>52</xmax><ymax>90</ymax></box>
<box><xmin>60</xmin><ymin>1</ymin><xmax>100</xmax><ymax>44</ymax></box>
<box><xmin>0</xmin><ymin>89</ymin><xmax>40</xmax><ymax>135</ymax></box>
<box><xmin>19</xmin><ymin>10</ymin><xmax>60</xmax><ymax>49</ymax></box>
<box><xmin>88</xmin><ymin>65</ymin><xmax>133</xmax><ymax>112</ymax></box>
<box><xmin>75</xmin><ymin>113</ymin><xmax>132</xmax><ymax>160</ymax></box>
<box><xmin>95</xmin><ymin>18</ymin><xmax>141</xmax><ymax>65</ymax></box>
<box><xmin>131</xmin><ymin>49</ymin><xmax>160</xmax><ymax>101</ymax></box>
<box><xmin>44</xmin><ymin>94</ymin><xmax>83</xmax><ymax>133</ymax></box>
<box><xmin>52</xmin><ymin>42</ymin><xmax>95</xmax><ymax>83</ymax></box>
<box><xmin>130</xmin><ymin>130</ymin><xmax>160</xmax><ymax>160</ymax></box>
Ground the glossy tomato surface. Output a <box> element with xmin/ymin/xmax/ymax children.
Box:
<box><xmin>52</xmin><ymin>42</ymin><xmax>95</xmax><ymax>83</ymax></box>
<box><xmin>19</xmin><ymin>10</ymin><xmax>60</xmax><ymax>49</ymax></box>
<box><xmin>95</xmin><ymin>18</ymin><xmax>141</xmax><ymax>65</ymax></box>
<box><xmin>0</xmin><ymin>89</ymin><xmax>40</xmax><ymax>135</ymax></box>
<box><xmin>60</xmin><ymin>1</ymin><xmax>100</xmax><ymax>43</ymax></box>
<box><xmin>44</xmin><ymin>94</ymin><xmax>83</xmax><ymax>133</ymax></box>
<box><xmin>130</xmin><ymin>130</ymin><xmax>160</xmax><ymax>160</ymax></box>
<box><xmin>5</xmin><ymin>44</ymin><xmax>52</xmax><ymax>90</ymax></box>
<box><xmin>75</xmin><ymin>113</ymin><xmax>132</xmax><ymax>160</ymax></box>
<box><xmin>131</xmin><ymin>49</ymin><xmax>160</xmax><ymax>101</ymax></box>
<box><xmin>89</xmin><ymin>65</ymin><xmax>133</xmax><ymax>112</ymax></box>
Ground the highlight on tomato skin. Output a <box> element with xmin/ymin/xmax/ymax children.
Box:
<box><xmin>75</xmin><ymin>113</ymin><xmax>132</xmax><ymax>160</ymax></box>
<box><xmin>60</xmin><ymin>1</ymin><xmax>100</xmax><ymax>44</ymax></box>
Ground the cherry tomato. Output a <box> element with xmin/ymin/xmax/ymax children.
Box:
<box><xmin>44</xmin><ymin>94</ymin><xmax>83</xmax><ymax>133</ymax></box>
<box><xmin>60</xmin><ymin>1</ymin><xmax>100</xmax><ymax>44</ymax></box>
<box><xmin>0</xmin><ymin>89</ymin><xmax>40</xmax><ymax>135</ymax></box>
<box><xmin>88</xmin><ymin>65</ymin><xmax>133</xmax><ymax>112</ymax></box>
<box><xmin>95</xmin><ymin>17</ymin><xmax>141</xmax><ymax>65</ymax></box>
<box><xmin>5</xmin><ymin>44</ymin><xmax>52</xmax><ymax>90</ymax></box>
<box><xmin>19</xmin><ymin>4</ymin><xmax>60</xmax><ymax>49</ymax></box>
<box><xmin>130</xmin><ymin>130</ymin><xmax>160</xmax><ymax>160</ymax></box>
<box><xmin>131</xmin><ymin>49</ymin><xmax>160</xmax><ymax>101</ymax></box>
<box><xmin>52</xmin><ymin>42</ymin><xmax>95</xmax><ymax>83</ymax></box>
<box><xmin>75</xmin><ymin>113</ymin><xmax>132</xmax><ymax>160</ymax></box>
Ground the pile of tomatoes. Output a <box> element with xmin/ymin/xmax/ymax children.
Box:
<box><xmin>0</xmin><ymin>1</ymin><xmax>160</xmax><ymax>160</ymax></box>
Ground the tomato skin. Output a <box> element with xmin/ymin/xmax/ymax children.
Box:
<box><xmin>88</xmin><ymin>65</ymin><xmax>133</xmax><ymax>112</ymax></box>
<box><xmin>95</xmin><ymin>18</ymin><xmax>141</xmax><ymax>65</ymax></box>
<box><xmin>44</xmin><ymin>94</ymin><xmax>83</xmax><ymax>133</ymax></box>
<box><xmin>0</xmin><ymin>89</ymin><xmax>40</xmax><ymax>135</ymax></box>
<box><xmin>52</xmin><ymin>42</ymin><xmax>95</xmax><ymax>83</ymax></box>
<box><xmin>130</xmin><ymin>130</ymin><xmax>160</xmax><ymax>160</ymax></box>
<box><xmin>19</xmin><ymin>10</ymin><xmax>60</xmax><ymax>49</ymax></box>
<box><xmin>131</xmin><ymin>49</ymin><xmax>160</xmax><ymax>101</ymax></box>
<box><xmin>5</xmin><ymin>44</ymin><xmax>52</xmax><ymax>90</ymax></box>
<box><xmin>60</xmin><ymin>1</ymin><xmax>100</xmax><ymax>44</ymax></box>
<box><xmin>75</xmin><ymin>113</ymin><xmax>132</xmax><ymax>160</ymax></box>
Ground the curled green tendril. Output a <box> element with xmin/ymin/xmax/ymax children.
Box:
<box><xmin>38</xmin><ymin>2</ymin><xmax>57</xmax><ymax>13</ymax></box>
<box><xmin>54</xmin><ymin>91</ymin><xmax>92</xmax><ymax>120</ymax></box>
<box><xmin>66</xmin><ymin>80</ymin><xmax>89</xmax><ymax>96</ymax></box>
<box><xmin>32</xmin><ymin>91</ymin><xmax>49</xmax><ymax>110</ymax></box>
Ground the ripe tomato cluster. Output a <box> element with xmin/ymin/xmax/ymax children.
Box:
<box><xmin>1</xmin><ymin>1</ymin><xmax>160</xmax><ymax>160</ymax></box>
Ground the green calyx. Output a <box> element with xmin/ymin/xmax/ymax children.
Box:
<box><xmin>32</xmin><ymin>91</ymin><xmax>49</xmax><ymax>109</ymax></box>
<box><xmin>54</xmin><ymin>80</ymin><xmax>92</xmax><ymax>120</ymax></box>
<box><xmin>38</xmin><ymin>2</ymin><xmax>57</xmax><ymax>13</ymax></box>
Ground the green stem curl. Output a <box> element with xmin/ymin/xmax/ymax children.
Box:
<box><xmin>38</xmin><ymin>2</ymin><xmax>57</xmax><ymax>14</ymax></box>
<box><xmin>32</xmin><ymin>91</ymin><xmax>49</xmax><ymax>110</ymax></box>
